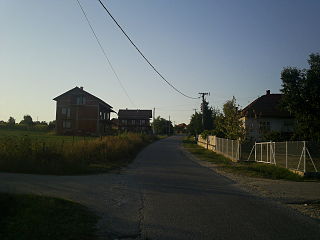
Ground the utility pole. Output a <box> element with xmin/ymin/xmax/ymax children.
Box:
<box><xmin>193</xmin><ymin>108</ymin><xmax>197</xmax><ymax>115</ymax></box>
<box><xmin>168</xmin><ymin>115</ymin><xmax>171</xmax><ymax>135</ymax></box>
<box><xmin>153</xmin><ymin>107</ymin><xmax>155</xmax><ymax>134</ymax></box>
<box><xmin>198</xmin><ymin>92</ymin><xmax>210</xmax><ymax>128</ymax></box>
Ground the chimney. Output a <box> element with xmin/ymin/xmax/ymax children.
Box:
<box><xmin>266</xmin><ymin>90</ymin><xmax>270</xmax><ymax>95</ymax></box>
<box><xmin>80</xmin><ymin>86</ymin><xmax>83</xmax><ymax>90</ymax></box>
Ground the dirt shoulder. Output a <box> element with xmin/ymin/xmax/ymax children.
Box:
<box><xmin>183</xmin><ymin>147</ymin><xmax>320</xmax><ymax>221</ymax></box>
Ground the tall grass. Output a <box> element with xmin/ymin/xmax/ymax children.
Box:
<box><xmin>0</xmin><ymin>133</ymin><xmax>155</xmax><ymax>175</ymax></box>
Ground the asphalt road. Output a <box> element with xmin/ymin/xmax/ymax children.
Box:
<box><xmin>1</xmin><ymin>136</ymin><xmax>320</xmax><ymax>239</ymax></box>
<box><xmin>130</xmin><ymin>136</ymin><xmax>320</xmax><ymax>240</ymax></box>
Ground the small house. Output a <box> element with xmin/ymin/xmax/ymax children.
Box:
<box><xmin>118</xmin><ymin>109</ymin><xmax>152</xmax><ymax>133</ymax></box>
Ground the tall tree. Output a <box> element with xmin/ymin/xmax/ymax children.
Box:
<box><xmin>188</xmin><ymin>112</ymin><xmax>203</xmax><ymax>137</ymax></box>
<box><xmin>20</xmin><ymin>115</ymin><xmax>33</xmax><ymax>126</ymax></box>
<box><xmin>7</xmin><ymin>117</ymin><xmax>15</xmax><ymax>126</ymax></box>
<box><xmin>215</xmin><ymin>97</ymin><xmax>244</xmax><ymax>140</ymax></box>
<box><xmin>201</xmin><ymin>99</ymin><xmax>214</xmax><ymax>130</ymax></box>
<box><xmin>281</xmin><ymin>53</ymin><xmax>320</xmax><ymax>141</ymax></box>
<box><xmin>152</xmin><ymin>116</ymin><xmax>173</xmax><ymax>135</ymax></box>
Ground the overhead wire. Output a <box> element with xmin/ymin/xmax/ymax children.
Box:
<box><xmin>97</xmin><ymin>0</ymin><xmax>199</xmax><ymax>100</ymax></box>
<box><xmin>75</xmin><ymin>0</ymin><xmax>136</xmax><ymax>107</ymax></box>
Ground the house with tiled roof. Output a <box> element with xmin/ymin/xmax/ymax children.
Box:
<box><xmin>241</xmin><ymin>90</ymin><xmax>295</xmax><ymax>141</ymax></box>
<box><xmin>53</xmin><ymin>87</ymin><xmax>114</xmax><ymax>135</ymax></box>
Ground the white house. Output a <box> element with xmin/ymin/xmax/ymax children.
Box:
<box><xmin>240</xmin><ymin>90</ymin><xmax>294</xmax><ymax>141</ymax></box>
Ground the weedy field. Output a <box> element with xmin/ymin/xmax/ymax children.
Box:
<box><xmin>0</xmin><ymin>129</ymin><xmax>156</xmax><ymax>175</ymax></box>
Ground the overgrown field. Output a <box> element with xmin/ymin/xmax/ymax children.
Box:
<box><xmin>0</xmin><ymin>193</ymin><xmax>98</xmax><ymax>240</ymax></box>
<box><xmin>0</xmin><ymin>129</ymin><xmax>156</xmax><ymax>175</ymax></box>
<box><xmin>183</xmin><ymin>138</ymin><xmax>304</xmax><ymax>181</ymax></box>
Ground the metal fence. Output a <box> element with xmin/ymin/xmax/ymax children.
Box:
<box><xmin>247</xmin><ymin>141</ymin><xmax>319</xmax><ymax>173</ymax></box>
<box><xmin>198</xmin><ymin>136</ymin><xmax>320</xmax><ymax>173</ymax></box>
<box><xmin>197</xmin><ymin>136</ymin><xmax>240</xmax><ymax>161</ymax></box>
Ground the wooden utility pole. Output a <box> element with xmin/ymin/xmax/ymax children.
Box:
<box><xmin>193</xmin><ymin>108</ymin><xmax>197</xmax><ymax>115</ymax></box>
<box><xmin>198</xmin><ymin>92</ymin><xmax>210</xmax><ymax>127</ymax></box>
<box><xmin>153</xmin><ymin>107</ymin><xmax>155</xmax><ymax>134</ymax></box>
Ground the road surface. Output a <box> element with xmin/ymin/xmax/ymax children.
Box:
<box><xmin>0</xmin><ymin>136</ymin><xmax>319</xmax><ymax>239</ymax></box>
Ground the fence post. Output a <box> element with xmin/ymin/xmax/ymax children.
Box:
<box><xmin>303</xmin><ymin>141</ymin><xmax>306</xmax><ymax>173</ymax></box>
<box><xmin>206</xmin><ymin>136</ymin><xmax>208</xmax><ymax>149</ymax></box>
<box><xmin>255</xmin><ymin>142</ymin><xmax>257</xmax><ymax>161</ymax></box>
<box><xmin>286</xmin><ymin>141</ymin><xmax>288</xmax><ymax>169</ymax></box>
<box><xmin>267</xmin><ymin>142</ymin><xmax>269</xmax><ymax>163</ymax></box>
<box><xmin>232</xmin><ymin>140</ymin><xmax>234</xmax><ymax>160</ymax></box>
<box><xmin>227</xmin><ymin>139</ymin><xmax>229</xmax><ymax>157</ymax></box>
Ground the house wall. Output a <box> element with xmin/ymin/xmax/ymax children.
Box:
<box><xmin>56</xmin><ymin>94</ymin><xmax>99</xmax><ymax>135</ymax></box>
<box><xmin>118</xmin><ymin>118</ymin><xmax>151</xmax><ymax>133</ymax></box>
<box><xmin>242</xmin><ymin>117</ymin><xmax>294</xmax><ymax>141</ymax></box>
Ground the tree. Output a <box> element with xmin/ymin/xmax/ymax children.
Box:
<box><xmin>48</xmin><ymin>120</ymin><xmax>56</xmax><ymax>130</ymax></box>
<box><xmin>7</xmin><ymin>117</ymin><xmax>15</xmax><ymax>126</ymax></box>
<box><xmin>201</xmin><ymin>99</ymin><xmax>214</xmax><ymax>130</ymax></box>
<box><xmin>280</xmin><ymin>53</ymin><xmax>320</xmax><ymax>141</ymax></box>
<box><xmin>188</xmin><ymin>112</ymin><xmax>203</xmax><ymax>137</ymax></box>
<box><xmin>215</xmin><ymin>97</ymin><xmax>244</xmax><ymax>140</ymax></box>
<box><xmin>152</xmin><ymin>116</ymin><xmax>173</xmax><ymax>135</ymax></box>
<box><xmin>20</xmin><ymin>115</ymin><xmax>33</xmax><ymax>126</ymax></box>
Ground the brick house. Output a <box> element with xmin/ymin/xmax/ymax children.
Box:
<box><xmin>241</xmin><ymin>90</ymin><xmax>295</xmax><ymax>141</ymax></box>
<box><xmin>118</xmin><ymin>109</ymin><xmax>152</xmax><ymax>133</ymax></box>
<box><xmin>53</xmin><ymin>87</ymin><xmax>114</xmax><ymax>135</ymax></box>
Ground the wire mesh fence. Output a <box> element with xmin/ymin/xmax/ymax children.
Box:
<box><xmin>197</xmin><ymin>135</ymin><xmax>319</xmax><ymax>173</ymax></box>
<box><xmin>247</xmin><ymin>141</ymin><xmax>319</xmax><ymax>173</ymax></box>
<box><xmin>197</xmin><ymin>136</ymin><xmax>240</xmax><ymax>161</ymax></box>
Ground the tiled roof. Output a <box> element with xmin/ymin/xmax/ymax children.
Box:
<box><xmin>241</xmin><ymin>93</ymin><xmax>292</xmax><ymax>118</ymax></box>
<box><xmin>118</xmin><ymin>109</ymin><xmax>152</xmax><ymax>119</ymax></box>
<box><xmin>53</xmin><ymin>87</ymin><xmax>113</xmax><ymax>110</ymax></box>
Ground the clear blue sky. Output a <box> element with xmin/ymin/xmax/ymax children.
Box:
<box><xmin>1</xmin><ymin>0</ymin><xmax>319</xmax><ymax>124</ymax></box>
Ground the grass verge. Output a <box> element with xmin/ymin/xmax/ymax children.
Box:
<box><xmin>183</xmin><ymin>138</ymin><xmax>304</xmax><ymax>181</ymax></box>
<box><xmin>0</xmin><ymin>193</ymin><xmax>98</xmax><ymax>240</ymax></box>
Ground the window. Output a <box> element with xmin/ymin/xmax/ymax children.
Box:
<box><xmin>121</xmin><ymin>120</ymin><xmax>127</xmax><ymax>125</ymax></box>
<box><xmin>63</xmin><ymin>120</ymin><xmax>71</xmax><ymax>129</ymax></box>
<box><xmin>141</xmin><ymin>120</ymin><xmax>146</xmax><ymax>125</ymax></box>
<box><xmin>131</xmin><ymin>120</ymin><xmax>136</xmax><ymax>125</ymax></box>
<box><xmin>76</xmin><ymin>96</ymin><xmax>86</xmax><ymax>105</ymax></box>
<box><xmin>61</xmin><ymin>108</ymin><xmax>70</xmax><ymax>118</ymax></box>
<box><xmin>259</xmin><ymin>121</ymin><xmax>270</xmax><ymax>132</ymax></box>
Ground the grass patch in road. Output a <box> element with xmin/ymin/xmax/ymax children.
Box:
<box><xmin>183</xmin><ymin>138</ymin><xmax>303</xmax><ymax>181</ymax></box>
<box><xmin>0</xmin><ymin>193</ymin><xmax>98</xmax><ymax>240</ymax></box>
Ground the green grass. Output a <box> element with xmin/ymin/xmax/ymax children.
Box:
<box><xmin>0</xmin><ymin>129</ymin><xmax>94</xmax><ymax>143</ymax></box>
<box><xmin>183</xmin><ymin>138</ymin><xmax>304</xmax><ymax>181</ymax></box>
<box><xmin>0</xmin><ymin>193</ymin><xmax>98</xmax><ymax>240</ymax></box>
<box><xmin>0</xmin><ymin>129</ymin><xmax>156</xmax><ymax>175</ymax></box>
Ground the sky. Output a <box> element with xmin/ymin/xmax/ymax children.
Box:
<box><xmin>1</xmin><ymin>0</ymin><xmax>319</xmax><ymax>124</ymax></box>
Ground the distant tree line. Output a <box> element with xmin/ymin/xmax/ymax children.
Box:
<box><xmin>0</xmin><ymin>115</ymin><xmax>55</xmax><ymax>131</ymax></box>
<box><xmin>151</xmin><ymin>116</ymin><xmax>174</xmax><ymax>135</ymax></box>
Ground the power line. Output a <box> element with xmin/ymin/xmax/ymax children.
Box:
<box><xmin>75</xmin><ymin>0</ymin><xmax>135</xmax><ymax>107</ymax></box>
<box><xmin>97</xmin><ymin>0</ymin><xmax>199</xmax><ymax>100</ymax></box>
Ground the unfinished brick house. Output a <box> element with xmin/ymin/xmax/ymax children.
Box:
<box><xmin>53</xmin><ymin>87</ymin><xmax>114</xmax><ymax>135</ymax></box>
<box><xmin>118</xmin><ymin>109</ymin><xmax>152</xmax><ymax>133</ymax></box>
